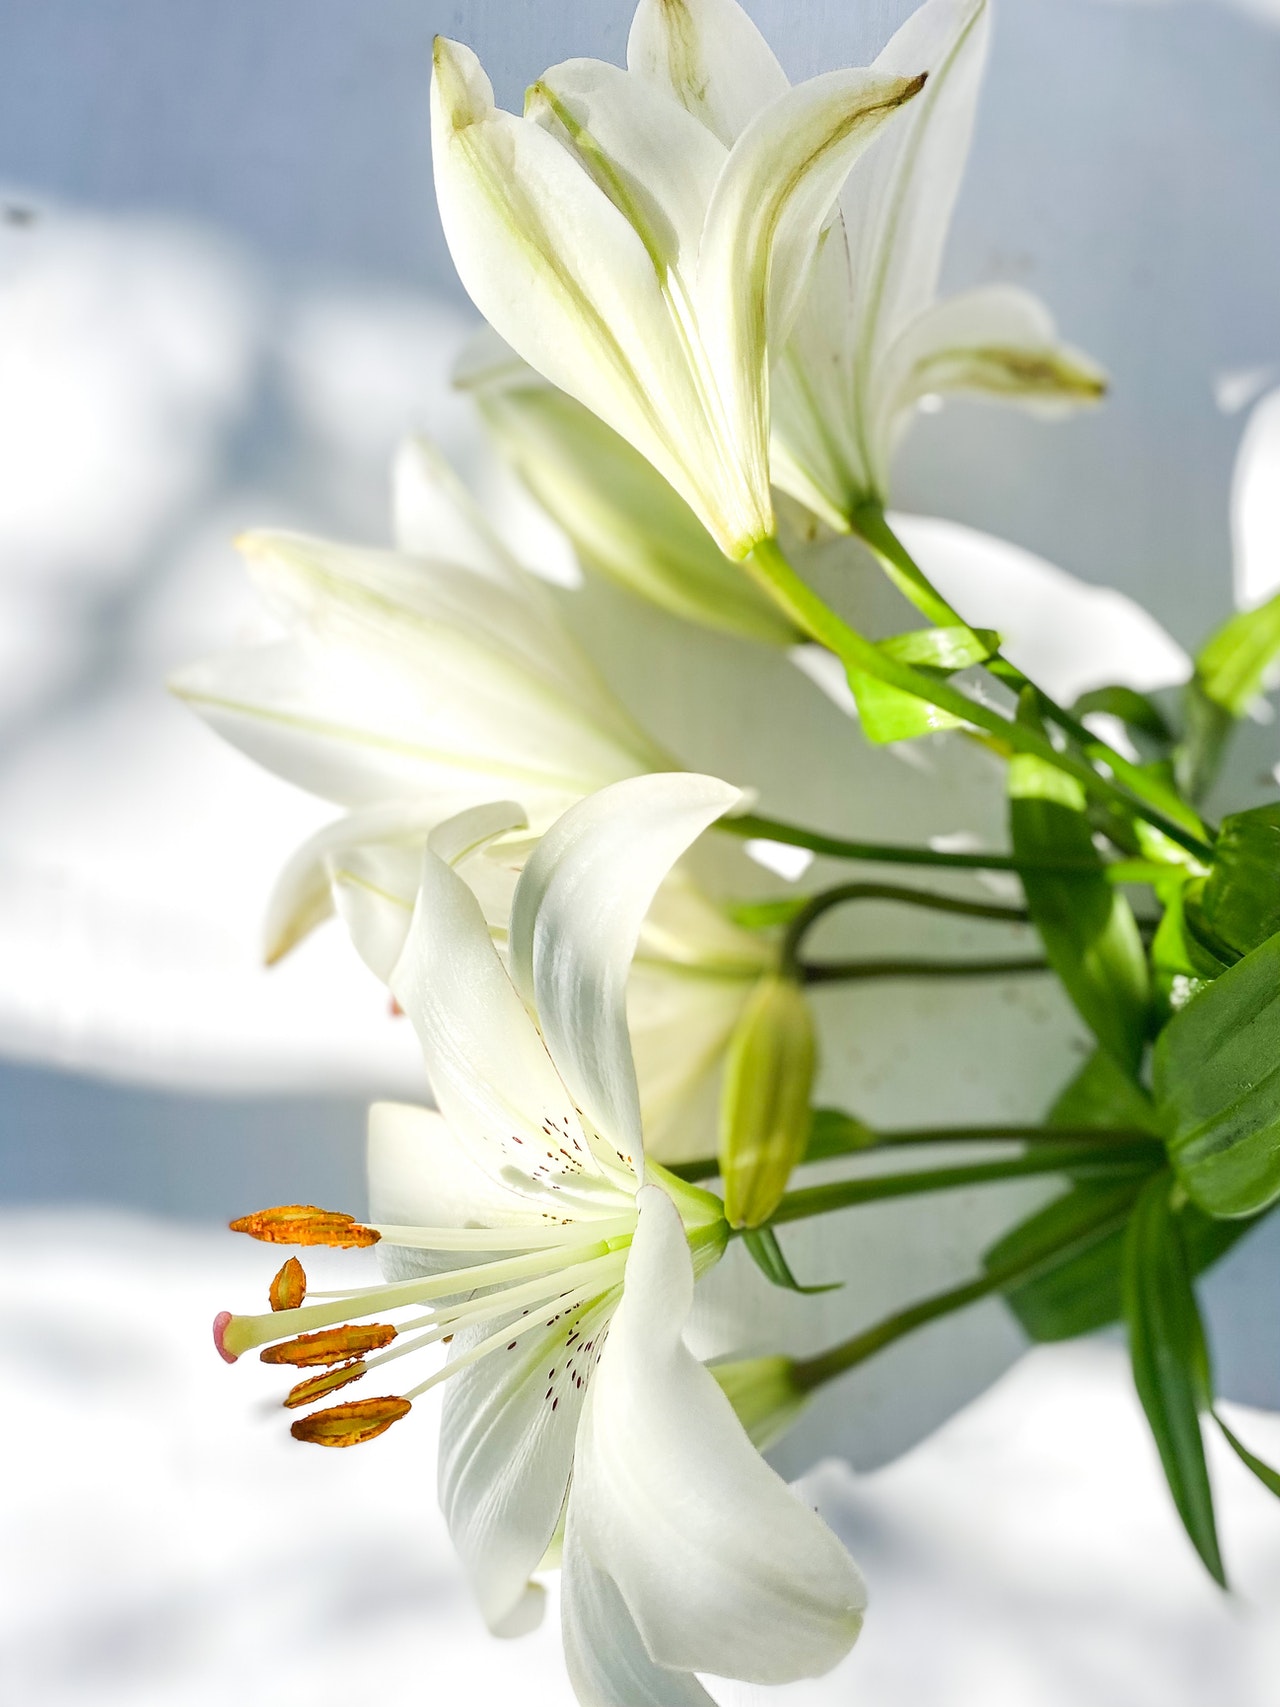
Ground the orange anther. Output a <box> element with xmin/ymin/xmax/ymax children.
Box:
<box><xmin>260</xmin><ymin>1323</ymin><xmax>396</xmax><ymax>1367</ymax></box>
<box><xmin>290</xmin><ymin>1396</ymin><xmax>411</xmax><ymax>1447</ymax></box>
<box><xmin>283</xmin><ymin>1360</ymin><xmax>366</xmax><ymax>1409</ymax></box>
<box><xmin>269</xmin><ymin>1257</ymin><xmax>307</xmax><ymax>1311</ymax></box>
<box><xmin>228</xmin><ymin>1205</ymin><xmax>380</xmax><ymax>1248</ymax></box>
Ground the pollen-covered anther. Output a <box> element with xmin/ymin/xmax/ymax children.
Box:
<box><xmin>269</xmin><ymin>1257</ymin><xmax>307</xmax><ymax>1311</ymax></box>
<box><xmin>261</xmin><ymin>1323</ymin><xmax>397</xmax><ymax>1367</ymax></box>
<box><xmin>228</xmin><ymin>1205</ymin><xmax>380</xmax><ymax>1248</ymax></box>
<box><xmin>290</xmin><ymin>1395</ymin><xmax>411</xmax><ymax>1447</ymax></box>
<box><xmin>284</xmin><ymin>1360</ymin><xmax>367</xmax><ymax>1409</ymax></box>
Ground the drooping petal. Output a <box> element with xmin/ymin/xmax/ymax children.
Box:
<box><xmin>877</xmin><ymin>284</ymin><xmax>1107</xmax><ymax>480</ymax></box>
<box><xmin>561</xmin><ymin>1504</ymin><xmax>716</xmax><ymax>1707</ymax></box>
<box><xmin>627</xmin><ymin>0</ymin><xmax>789</xmax><ymax>148</ymax></box>
<box><xmin>431</xmin><ymin>37</ymin><xmax>719</xmax><ymax>538</ymax></box>
<box><xmin>509</xmin><ymin>775</ymin><xmax>743</xmax><ymax>1176</ymax></box>
<box><xmin>565</xmin><ymin>1187</ymin><xmax>866</xmax><ymax>1684</ymax></box>
<box><xmin>391</xmin><ymin>846</ymin><xmax>632</xmax><ymax>1212</ymax></box>
<box><xmin>440</xmin><ymin>1291</ymin><xmax>617</xmax><ymax>1634</ymax></box>
<box><xmin>696</xmin><ymin>66</ymin><xmax>928</xmax><ymax>520</ymax></box>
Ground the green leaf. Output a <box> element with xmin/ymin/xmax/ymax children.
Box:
<box><xmin>1049</xmin><ymin>1047</ymin><xmax>1162</xmax><ymax>1134</ymax></box>
<box><xmin>1122</xmin><ymin>1173</ymin><xmax>1226</xmax><ymax>1586</ymax></box>
<box><xmin>1175</xmin><ymin>677</ymin><xmax>1235</xmax><ymax>805</ymax></box>
<box><xmin>1196</xmin><ymin>589</ymin><xmax>1280</xmax><ymax>716</ymax></box>
<box><xmin>804</xmin><ymin>1106</ymin><xmax>878</xmax><ymax>1161</ymax></box>
<box><xmin>1215</xmin><ymin>1413</ymin><xmax>1280</xmax><ymax>1498</ymax></box>
<box><xmin>878</xmin><ymin>625</ymin><xmax>1000</xmax><ymax>670</ymax></box>
<box><xmin>1009</xmin><ymin>731</ymin><xmax>1150</xmax><ymax>1072</ymax></box>
<box><xmin>1150</xmin><ymin>878</ymin><xmax>1230</xmax><ymax>1018</ymax></box>
<box><xmin>741</xmin><ymin>1226</ymin><xmax>842</xmax><ymax>1294</ymax></box>
<box><xmin>1154</xmin><ymin>925</ymin><xmax>1280</xmax><ymax>1218</ymax></box>
<box><xmin>846</xmin><ymin>626</ymin><xmax>998</xmax><ymax>743</ymax></box>
<box><xmin>1187</xmin><ymin>803</ymin><xmax>1280</xmax><ymax>960</ymax></box>
<box><xmin>727</xmin><ymin>896</ymin><xmax>810</xmax><ymax>930</ymax></box>
<box><xmin>1073</xmin><ymin>685</ymin><xmax>1174</xmax><ymax>746</ymax></box>
<box><xmin>846</xmin><ymin>666</ymin><xmax>965</xmax><ymax>743</ymax></box>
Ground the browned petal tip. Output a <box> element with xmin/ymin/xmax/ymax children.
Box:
<box><xmin>284</xmin><ymin>1360</ymin><xmax>367</xmax><ymax>1409</ymax></box>
<box><xmin>260</xmin><ymin>1323</ymin><xmax>397</xmax><ymax>1368</ymax></box>
<box><xmin>228</xmin><ymin>1205</ymin><xmax>380</xmax><ymax>1248</ymax></box>
<box><xmin>290</xmin><ymin>1395</ymin><xmax>411</xmax><ymax>1447</ymax></box>
<box><xmin>269</xmin><ymin>1256</ymin><xmax>307</xmax><ymax>1312</ymax></box>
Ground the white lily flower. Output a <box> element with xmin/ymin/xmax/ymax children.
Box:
<box><xmin>216</xmin><ymin>774</ymin><xmax>864</xmax><ymax>1700</ymax></box>
<box><xmin>430</xmin><ymin>29</ymin><xmax>925</xmax><ymax>557</ymax></box>
<box><xmin>631</xmin><ymin>0</ymin><xmax>1106</xmax><ymax>530</ymax></box>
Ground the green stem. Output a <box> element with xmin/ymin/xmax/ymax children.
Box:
<box><xmin>719</xmin><ymin>811</ymin><xmax>1169</xmax><ymax>881</ymax></box>
<box><xmin>801</xmin><ymin>953</ymin><xmax>1049</xmax><ymax>984</ymax></box>
<box><xmin>848</xmin><ymin>503</ymin><xmax>1206</xmax><ymax>846</ymax></box>
<box><xmin>789</xmin><ymin>1196</ymin><xmax>1134</xmax><ymax>1393</ymax></box>
<box><xmin>745</xmin><ymin>534</ymin><xmax>1213</xmax><ymax>863</ymax></box>
<box><xmin>780</xmin><ymin>880</ymin><xmax>1030</xmax><ymax>975</ymax></box>
<box><xmin>768</xmin><ymin>1143</ymin><xmax>1159</xmax><ymax>1231</ymax></box>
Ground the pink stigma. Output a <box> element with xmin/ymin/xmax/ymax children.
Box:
<box><xmin>213</xmin><ymin>1310</ymin><xmax>238</xmax><ymax>1364</ymax></box>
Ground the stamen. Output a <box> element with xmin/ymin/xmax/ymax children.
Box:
<box><xmin>369</xmin><ymin>1214</ymin><xmax>636</xmax><ymax>1251</ymax></box>
<box><xmin>284</xmin><ymin>1361</ymin><xmax>366</xmax><ymax>1409</ymax></box>
<box><xmin>229</xmin><ymin>1205</ymin><xmax>380</xmax><ymax>1248</ymax></box>
<box><xmin>290</xmin><ymin>1396</ymin><xmax>410</xmax><ymax>1447</ymax></box>
<box><xmin>269</xmin><ymin>1257</ymin><xmax>307</xmax><ymax>1311</ymax></box>
<box><xmin>261</xmin><ymin>1323</ymin><xmax>396</xmax><ymax>1367</ymax></box>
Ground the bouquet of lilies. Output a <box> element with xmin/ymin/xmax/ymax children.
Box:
<box><xmin>182</xmin><ymin>1</ymin><xmax>1280</xmax><ymax>1699</ymax></box>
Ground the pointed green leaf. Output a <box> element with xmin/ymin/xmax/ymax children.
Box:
<box><xmin>1196</xmin><ymin>588</ymin><xmax>1280</xmax><ymax>716</ymax></box>
<box><xmin>804</xmin><ymin>1106</ymin><xmax>878</xmax><ymax>1162</ymax></box>
<box><xmin>847</xmin><ymin>666</ymin><xmax>966</xmax><ymax>743</ymax></box>
<box><xmin>1072</xmin><ymin>685</ymin><xmax>1174</xmax><ymax>747</ymax></box>
<box><xmin>1175</xmin><ymin>677</ymin><xmax>1236</xmax><ymax>805</ymax></box>
<box><xmin>1122</xmin><ymin>1173</ymin><xmax>1226</xmax><ymax>1586</ymax></box>
<box><xmin>1186</xmin><ymin>803</ymin><xmax>1280</xmax><ymax>961</ymax></box>
<box><xmin>1215</xmin><ymin>1413</ymin><xmax>1280</xmax><ymax>1499</ymax></box>
<box><xmin>878</xmin><ymin>624</ymin><xmax>1000</xmax><ymax>670</ymax></box>
<box><xmin>741</xmin><ymin>1225</ymin><xmax>841</xmax><ymax>1294</ymax></box>
<box><xmin>1048</xmin><ymin>1046</ymin><xmax>1163</xmax><ymax>1135</ymax></box>
<box><xmin>1009</xmin><ymin>731</ymin><xmax>1150</xmax><ymax>1072</ymax></box>
<box><xmin>1155</xmin><ymin>926</ymin><xmax>1280</xmax><ymax>1218</ymax></box>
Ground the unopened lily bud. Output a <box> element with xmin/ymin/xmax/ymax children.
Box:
<box><xmin>284</xmin><ymin>1361</ymin><xmax>367</xmax><ymax>1409</ymax></box>
<box><xmin>228</xmin><ymin>1205</ymin><xmax>380</xmax><ymax>1248</ymax></box>
<box><xmin>260</xmin><ymin>1323</ymin><xmax>397</xmax><ymax>1367</ymax></box>
<box><xmin>713</xmin><ymin>1355</ymin><xmax>809</xmax><ymax>1452</ymax></box>
<box><xmin>269</xmin><ymin>1257</ymin><xmax>307</xmax><ymax>1311</ymax></box>
<box><xmin>719</xmin><ymin>974</ymin><xmax>816</xmax><ymax>1229</ymax></box>
<box><xmin>290</xmin><ymin>1395</ymin><xmax>411</xmax><ymax>1448</ymax></box>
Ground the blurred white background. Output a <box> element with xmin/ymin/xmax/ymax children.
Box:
<box><xmin>1</xmin><ymin>1</ymin><xmax>1278</xmax><ymax>1702</ymax></box>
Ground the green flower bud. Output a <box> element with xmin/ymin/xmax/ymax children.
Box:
<box><xmin>719</xmin><ymin>973</ymin><xmax>816</xmax><ymax>1229</ymax></box>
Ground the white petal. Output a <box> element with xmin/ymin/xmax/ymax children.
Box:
<box><xmin>697</xmin><ymin>66</ymin><xmax>928</xmax><ymax>504</ymax></box>
<box><xmin>627</xmin><ymin>0</ymin><xmax>790</xmax><ymax>147</ymax></box>
<box><xmin>880</xmin><ymin>284</ymin><xmax>1106</xmax><ymax>445</ymax></box>
<box><xmin>440</xmin><ymin>1291</ymin><xmax>615</xmax><ymax>1632</ymax></box>
<box><xmin>628</xmin><ymin>965</ymin><xmax>757</xmax><ymax>1165</ymax></box>
<box><xmin>529</xmin><ymin>58</ymin><xmax>726</xmax><ymax>281</ymax></box>
<box><xmin>509</xmin><ymin>775</ymin><xmax>742</xmax><ymax>1173</ymax></box>
<box><xmin>391</xmin><ymin>847</ymin><xmax>635</xmax><ymax>1211</ymax></box>
<box><xmin>841</xmin><ymin>0</ymin><xmax>990</xmax><ymax>358</ymax></box>
<box><xmin>567</xmin><ymin>1187</ymin><xmax>865</xmax><ymax>1683</ymax></box>
<box><xmin>431</xmin><ymin>38</ymin><xmax>719</xmax><ymax>537</ymax></box>
<box><xmin>562</xmin><ymin>1507</ymin><xmax>716</xmax><ymax>1707</ymax></box>
<box><xmin>892</xmin><ymin>514</ymin><xmax>1191</xmax><ymax>701</ymax></box>
<box><xmin>392</xmin><ymin>435</ymin><xmax>526</xmax><ymax>587</ymax></box>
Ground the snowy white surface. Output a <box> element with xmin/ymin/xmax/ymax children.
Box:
<box><xmin>2</xmin><ymin>1209</ymin><xmax>1277</xmax><ymax>1707</ymax></box>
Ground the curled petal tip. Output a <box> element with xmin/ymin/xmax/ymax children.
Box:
<box><xmin>212</xmin><ymin>1311</ymin><xmax>238</xmax><ymax>1365</ymax></box>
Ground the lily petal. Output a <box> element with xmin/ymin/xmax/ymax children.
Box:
<box><xmin>627</xmin><ymin>0</ymin><xmax>789</xmax><ymax>148</ymax></box>
<box><xmin>696</xmin><ymin>65</ymin><xmax>928</xmax><ymax>501</ymax></box>
<box><xmin>565</xmin><ymin>1187</ymin><xmax>865</xmax><ymax>1684</ymax></box>
<box><xmin>391</xmin><ymin>847</ymin><xmax>630</xmax><ymax>1211</ymax></box>
<box><xmin>392</xmin><ymin>435</ymin><xmax>526</xmax><ymax>588</ymax></box>
<box><xmin>431</xmin><ymin>37</ymin><xmax>714</xmax><ymax>535</ymax></box>
<box><xmin>509</xmin><ymin>774</ymin><xmax>743</xmax><ymax>1176</ymax></box>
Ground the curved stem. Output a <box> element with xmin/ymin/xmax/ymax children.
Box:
<box><xmin>780</xmin><ymin>880</ymin><xmax>1030</xmax><ymax>976</ymax></box>
<box><xmin>848</xmin><ymin>503</ymin><xmax>1207</xmax><ymax>844</ymax></box>
<box><xmin>801</xmin><ymin>953</ymin><xmax>1049</xmax><ymax>984</ymax></box>
<box><xmin>767</xmin><ymin>1143</ymin><xmax>1159</xmax><ymax>1230</ymax></box>
<box><xmin>789</xmin><ymin>1196</ymin><xmax>1135</xmax><ymax>1393</ymax></box>
<box><xmin>745</xmin><ymin>534</ymin><xmax>1213</xmax><ymax>863</ymax></box>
